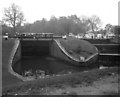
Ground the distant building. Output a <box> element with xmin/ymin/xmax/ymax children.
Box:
<box><xmin>105</xmin><ymin>32</ymin><xmax>115</xmax><ymax>38</ymax></box>
<box><xmin>68</xmin><ymin>33</ymin><xmax>75</xmax><ymax>37</ymax></box>
<box><xmin>85</xmin><ymin>32</ymin><xmax>95</xmax><ymax>39</ymax></box>
<box><xmin>75</xmin><ymin>33</ymin><xmax>84</xmax><ymax>38</ymax></box>
<box><xmin>96</xmin><ymin>34</ymin><xmax>102</xmax><ymax>39</ymax></box>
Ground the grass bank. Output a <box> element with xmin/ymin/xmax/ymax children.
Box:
<box><xmin>2</xmin><ymin>67</ymin><xmax>119</xmax><ymax>95</ymax></box>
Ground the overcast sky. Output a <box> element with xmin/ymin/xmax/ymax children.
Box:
<box><xmin>0</xmin><ymin>0</ymin><xmax>119</xmax><ymax>28</ymax></box>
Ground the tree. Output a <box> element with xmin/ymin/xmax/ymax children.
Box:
<box><xmin>3</xmin><ymin>3</ymin><xmax>25</xmax><ymax>33</ymax></box>
<box><xmin>105</xmin><ymin>24</ymin><xmax>113</xmax><ymax>32</ymax></box>
<box><xmin>58</xmin><ymin>16</ymin><xmax>70</xmax><ymax>35</ymax></box>
<box><xmin>2</xmin><ymin>24</ymin><xmax>12</xmax><ymax>35</ymax></box>
<box><xmin>30</xmin><ymin>15</ymin><xmax>88</xmax><ymax>36</ymax></box>
<box><xmin>110</xmin><ymin>25</ymin><xmax>120</xmax><ymax>43</ymax></box>
<box><xmin>89</xmin><ymin>15</ymin><xmax>102</xmax><ymax>32</ymax></box>
<box><xmin>68</xmin><ymin>15</ymin><xmax>86</xmax><ymax>34</ymax></box>
<box><xmin>81</xmin><ymin>16</ymin><xmax>91</xmax><ymax>32</ymax></box>
<box><xmin>48</xmin><ymin>16</ymin><xmax>58</xmax><ymax>34</ymax></box>
<box><xmin>22</xmin><ymin>23</ymin><xmax>31</xmax><ymax>33</ymax></box>
<box><xmin>112</xmin><ymin>25</ymin><xmax>120</xmax><ymax>36</ymax></box>
<box><xmin>30</xmin><ymin>18</ymin><xmax>48</xmax><ymax>33</ymax></box>
<box><xmin>81</xmin><ymin>15</ymin><xmax>102</xmax><ymax>32</ymax></box>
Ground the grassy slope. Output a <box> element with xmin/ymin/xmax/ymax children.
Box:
<box><xmin>46</xmin><ymin>74</ymin><xmax>119</xmax><ymax>95</ymax></box>
<box><xmin>59</xmin><ymin>37</ymin><xmax>98</xmax><ymax>62</ymax></box>
<box><xmin>2</xmin><ymin>38</ymin><xmax>21</xmax><ymax>89</ymax></box>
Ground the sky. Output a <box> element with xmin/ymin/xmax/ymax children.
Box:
<box><xmin>0</xmin><ymin>0</ymin><xmax>119</xmax><ymax>28</ymax></box>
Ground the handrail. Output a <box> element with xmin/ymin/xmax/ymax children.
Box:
<box><xmin>99</xmin><ymin>53</ymin><xmax>120</xmax><ymax>56</ymax></box>
<box><xmin>93</xmin><ymin>44</ymin><xmax>120</xmax><ymax>45</ymax></box>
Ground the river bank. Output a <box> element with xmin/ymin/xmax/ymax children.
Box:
<box><xmin>2</xmin><ymin>67</ymin><xmax>119</xmax><ymax>96</ymax></box>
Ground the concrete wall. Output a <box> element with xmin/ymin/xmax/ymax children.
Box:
<box><xmin>12</xmin><ymin>38</ymin><xmax>98</xmax><ymax>72</ymax></box>
<box><xmin>2</xmin><ymin>39</ymin><xmax>22</xmax><ymax>88</ymax></box>
<box><xmin>50</xmin><ymin>40</ymin><xmax>81</xmax><ymax>66</ymax></box>
<box><xmin>20</xmin><ymin>40</ymin><xmax>51</xmax><ymax>56</ymax></box>
<box><xmin>12</xmin><ymin>40</ymin><xmax>22</xmax><ymax>75</ymax></box>
<box><xmin>50</xmin><ymin>40</ymin><xmax>69</xmax><ymax>60</ymax></box>
<box><xmin>12</xmin><ymin>39</ymin><xmax>81</xmax><ymax>72</ymax></box>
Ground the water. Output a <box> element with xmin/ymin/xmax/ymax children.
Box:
<box><xmin>12</xmin><ymin>55</ymin><xmax>119</xmax><ymax>78</ymax></box>
<box><xmin>13</xmin><ymin>56</ymin><xmax>85</xmax><ymax>76</ymax></box>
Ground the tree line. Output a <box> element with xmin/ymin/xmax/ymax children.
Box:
<box><xmin>1</xmin><ymin>3</ymin><xmax>119</xmax><ymax>36</ymax></box>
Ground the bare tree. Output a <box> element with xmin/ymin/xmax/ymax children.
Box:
<box><xmin>81</xmin><ymin>15</ymin><xmax>102</xmax><ymax>32</ymax></box>
<box><xmin>88</xmin><ymin>15</ymin><xmax>102</xmax><ymax>32</ymax></box>
<box><xmin>3</xmin><ymin>3</ymin><xmax>25</xmax><ymax>33</ymax></box>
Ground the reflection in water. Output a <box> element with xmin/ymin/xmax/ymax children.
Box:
<box><xmin>13</xmin><ymin>56</ymin><xmax>100</xmax><ymax>79</ymax></box>
<box><xmin>13</xmin><ymin>56</ymin><xmax>83</xmax><ymax>76</ymax></box>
